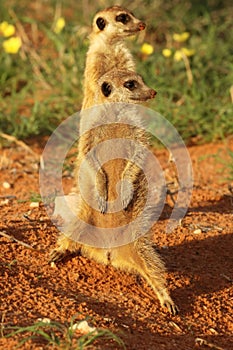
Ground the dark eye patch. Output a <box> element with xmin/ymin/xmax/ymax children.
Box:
<box><xmin>115</xmin><ymin>13</ymin><xmax>131</xmax><ymax>25</ymax></box>
<box><xmin>124</xmin><ymin>80</ymin><xmax>138</xmax><ymax>91</ymax></box>
<box><xmin>101</xmin><ymin>82</ymin><xmax>112</xmax><ymax>97</ymax></box>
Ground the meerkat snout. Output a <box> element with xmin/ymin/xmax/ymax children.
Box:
<box><xmin>138</xmin><ymin>22</ymin><xmax>146</xmax><ymax>31</ymax></box>
<box><xmin>150</xmin><ymin>89</ymin><xmax>157</xmax><ymax>98</ymax></box>
<box><xmin>123</xmin><ymin>80</ymin><xmax>156</xmax><ymax>98</ymax></box>
<box><xmin>115</xmin><ymin>12</ymin><xmax>145</xmax><ymax>30</ymax></box>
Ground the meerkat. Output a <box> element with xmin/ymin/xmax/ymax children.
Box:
<box><xmin>50</xmin><ymin>70</ymin><xmax>178</xmax><ymax>315</ymax></box>
<box><xmin>82</xmin><ymin>5</ymin><xmax>146</xmax><ymax>110</ymax></box>
<box><xmin>75</xmin><ymin>5</ymin><xmax>145</xmax><ymax>210</ymax></box>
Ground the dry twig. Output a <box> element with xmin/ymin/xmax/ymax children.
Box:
<box><xmin>0</xmin><ymin>230</ymin><xmax>36</xmax><ymax>251</ymax></box>
<box><xmin>0</xmin><ymin>312</ymin><xmax>6</xmax><ymax>338</ymax></box>
<box><xmin>230</xmin><ymin>85</ymin><xmax>233</xmax><ymax>103</ymax></box>
<box><xmin>220</xmin><ymin>273</ymin><xmax>233</xmax><ymax>283</ymax></box>
<box><xmin>0</xmin><ymin>132</ymin><xmax>39</xmax><ymax>160</ymax></box>
<box><xmin>195</xmin><ymin>337</ymin><xmax>225</xmax><ymax>350</ymax></box>
<box><xmin>182</xmin><ymin>52</ymin><xmax>193</xmax><ymax>86</ymax></box>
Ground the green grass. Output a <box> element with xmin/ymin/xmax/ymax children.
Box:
<box><xmin>3</xmin><ymin>317</ymin><xmax>125</xmax><ymax>349</ymax></box>
<box><xmin>0</xmin><ymin>0</ymin><xmax>232</xmax><ymax>142</ymax></box>
<box><xmin>215</xmin><ymin>147</ymin><xmax>233</xmax><ymax>181</ymax></box>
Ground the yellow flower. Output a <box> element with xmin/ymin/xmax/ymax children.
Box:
<box><xmin>173</xmin><ymin>32</ymin><xmax>190</xmax><ymax>43</ymax></box>
<box><xmin>174</xmin><ymin>50</ymin><xmax>183</xmax><ymax>62</ymax></box>
<box><xmin>2</xmin><ymin>37</ymin><xmax>22</xmax><ymax>54</ymax></box>
<box><xmin>53</xmin><ymin>17</ymin><xmax>66</xmax><ymax>34</ymax></box>
<box><xmin>140</xmin><ymin>43</ymin><xmax>154</xmax><ymax>55</ymax></box>
<box><xmin>162</xmin><ymin>48</ymin><xmax>172</xmax><ymax>58</ymax></box>
<box><xmin>181</xmin><ymin>47</ymin><xmax>195</xmax><ymax>57</ymax></box>
<box><xmin>0</xmin><ymin>21</ymin><xmax>15</xmax><ymax>37</ymax></box>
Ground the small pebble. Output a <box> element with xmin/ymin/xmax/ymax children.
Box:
<box><xmin>75</xmin><ymin>320</ymin><xmax>96</xmax><ymax>334</ymax></box>
<box><xmin>37</xmin><ymin>317</ymin><xmax>51</xmax><ymax>324</ymax></box>
<box><xmin>3</xmin><ymin>181</ymin><xmax>11</xmax><ymax>189</ymax></box>
<box><xmin>0</xmin><ymin>199</ymin><xmax>9</xmax><ymax>206</ymax></box>
<box><xmin>30</xmin><ymin>202</ymin><xmax>39</xmax><ymax>208</ymax></box>
<box><xmin>193</xmin><ymin>229</ymin><xmax>202</xmax><ymax>234</ymax></box>
<box><xmin>209</xmin><ymin>327</ymin><xmax>218</xmax><ymax>334</ymax></box>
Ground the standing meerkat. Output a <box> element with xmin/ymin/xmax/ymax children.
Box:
<box><xmin>50</xmin><ymin>69</ymin><xmax>178</xmax><ymax>315</ymax></box>
<box><xmin>82</xmin><ymin>5</ymin><xmax>146</xmax><ymax>110</ymax></box>
<box><xmin>78</xmin><ymin>69</ymin><xmax>156</xmax><ymax>213</ymax></box>
<box><xmin>75</xmin><ymin>5</ymin><xmax>146</xmax><ymax>209</ymax></box>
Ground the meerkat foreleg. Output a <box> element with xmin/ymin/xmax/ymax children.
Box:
<box><xmin>120</xmin><ymin>162</ymin><xmax>140</xmax><ymax>209</ymax></box>
<box><xmin>85</xmin><ymin>149</ymin><xmax>108</xmax><ymax>213</ymax></box>
<box><xmin>95</xmin><ymin>167</ymin><xmax>108</xmax><ymax>213</ymax></box>
<box><xmin>77</xmin><ymin>134</ymin><xmax>108</xmax><ymax>213</ymax></box>
<box><xmin>120</xmin><ymin>144</ymin><xmax>146</xmax><ymax>209</ymax></box>
<box><xmin>49</xmin><ymin>234</ymin><xmax>82</xmax><ymax>262</ymax></box>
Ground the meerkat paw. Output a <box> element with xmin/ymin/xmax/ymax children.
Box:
<box><xmin>97</xmin><ymin>194</ymin><xmax>107</xmax><ymax>213</ymax></box>
<box><xmin>120</xmin><ymin>179</ymin><xmax>134</xmax><ymax>210</ymax></box>
<box><xmin>96</xmin><ymin>171</ymin><xmax>108</xmax><ymax>213</ymax></box>
<box><xmin>156</xmin><ymin>288</ymin><xmax>179</xmax><ymax>315</ymax></box>
<box><xmin>49</xmin><ymin>248</ymin><xmax>68</xmax><ymax>263</ymax></box>
<box><xmin>162</xmin><ymin>299</ymin><xmax>179</xmax><ymax>315</ymax></box>
<box><xmin>49</xmin><ymin>247</ymin><xmax>81</xmax><ymax>264</ymax></box>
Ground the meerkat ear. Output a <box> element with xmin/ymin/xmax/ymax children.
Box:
<box><xmin>101</xmin><ymin>82</ymin><xmax>112</xmax><ymax>97</ymax></box>
<box><xmin>96</xmin><ymin>17</ymin><xmax>106</xmax><ymax>30</ymax></box>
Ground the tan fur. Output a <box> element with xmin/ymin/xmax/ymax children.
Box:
<box><xmin>82</xmin><ymin>6</ymin><xmax>145</xmax><ymax>110</ymax></box>
<box><xmin>78</xmin><ymin>70</ymin><xmax>156</xmax><ymax>212</ymax></box>
<box><xmin>50</xmin><ymin>70</ymin><xmax>178</xmax><ymax>315</ymax></box>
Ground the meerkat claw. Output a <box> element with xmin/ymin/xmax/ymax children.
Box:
<box><xmin>122</xmin><ymin>195</ymin><xmax>133</xmax><ymax>210</ymax></box>
<box><xmin>163</xmin><ymin>300</ymin><xmax>179</xmax><ymax>316</ymax></box>
<box><xmin>121</xmin><ymin>181</ymin><xmax>134</xmax><ymax>210</ymax></box>
<box><xmin>97</xmin><ymin>195</ymin><xmax>107</xmax><ymax>213</ymax></box>
<box><xmin>49</xmin><ymin>249</ymin><xmax>66</xmax><ymax>263</ymax></box>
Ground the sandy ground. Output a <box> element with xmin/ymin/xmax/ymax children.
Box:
<box><xmin>0</xmin><ymin>138</ymin><xmax>233</xmax><ymax>349</ymax></box>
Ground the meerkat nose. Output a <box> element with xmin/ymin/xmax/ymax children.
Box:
<box><xmin>138</xmin><ymin>22</ymin><xmax>146</xmax><ymax>31</ymax></box>
<box><xmin>150</xmin><ymin>89</ymin><xmax>157</xmax><ymax>98</ymax></box>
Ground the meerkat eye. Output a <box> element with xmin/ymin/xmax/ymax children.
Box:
<box><xmin>124</xmin><ymin>80</ymin><xmax>138</xmax><ymax>91</ymax></box>
<box><xmin>115</xmin><ymin>13</ymin><xmax>131</xmax><ymax>25</ymax></box>
<box><xmin>96</xmin><ymin>17</ymin><xmax>106</xmax><ymax>30</ymax></box>
<box><xmin>101</xmin><ymin>82</ymin><xmax>112</xmax><ymax>97</ymax></box>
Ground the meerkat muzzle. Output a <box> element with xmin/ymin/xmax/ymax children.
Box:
<box><xmin>138</xmin><ymin>22</ymin><xmax>146</xmax><ymax>31</ymax></box>
<box><xmin>150</xmin><ymin>89</ymin><xmax>157</xmax><ymax>98</ymax></box>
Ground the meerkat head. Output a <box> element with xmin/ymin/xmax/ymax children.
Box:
<box><xmin>98</xmin><ymin>69</ymin><xmax>156</xmax><ymax>103</ymax></box>
<box><xmin>92</xmin><ymin>6</ymin><xmax>146</xmax><ymax>39</ymax></box>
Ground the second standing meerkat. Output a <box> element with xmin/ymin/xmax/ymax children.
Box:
<box><xmin>82</xmin><ymin>5</ymin><xmax>146</xmax><ymax>110</ymax></box>
<box><xmin>74</xmin><ymin>6</ymin><xmax>146</xmax><ymax>210</ymax></box>
<box><xmin>50</xmin><ymin>69</ymin><xmax>178</xmax><ymax>315</ymax></box>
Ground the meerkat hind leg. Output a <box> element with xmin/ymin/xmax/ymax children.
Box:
<box><xmin>110</xmin><ymin>241</ymin><xmax>179</xmax><ymax>315</ymax></box>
